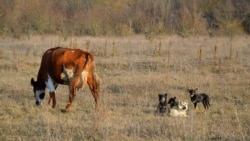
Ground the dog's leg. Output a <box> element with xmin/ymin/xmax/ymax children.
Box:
<box><xmin>202</xmin><ymin>101</ymin><xmax>207</xmax><ymax>112</ymax></box>
<box><xmin>204</xmin><ymin>98</ymin><xmax>210</xmax><ymax>111</ymax></box>
<box><xmin>194</xmin><ymin>103</ymin><xmax>198</xmax><ymax>111</ymax></box>
<box><xmin>157</xmin><ymin>105</ymin><xmax>161</xmax><ymax>114</ymax></box>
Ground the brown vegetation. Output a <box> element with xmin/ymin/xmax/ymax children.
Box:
<box><xmin>0</xmin><ymin>0</ymin><xmax>249</xmax><ymax>38</ymax></box>
<box><xmin>0</xmin><ymin>35</ymin><xmax>249</xmax><ymax>140</ymax></box>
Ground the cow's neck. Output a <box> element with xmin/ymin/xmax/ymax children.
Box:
<box><xmin>36</xmin><ymin>72</ymin><xmax>46</xmax><ymax>89</ymax></box>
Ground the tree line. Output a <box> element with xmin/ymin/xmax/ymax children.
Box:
<box><xmin>0</xmin><ymin>0</ymin><xmax>249</xmax><ymax>38</ymax></box>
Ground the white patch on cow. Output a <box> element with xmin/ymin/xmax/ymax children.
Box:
<box><xmin>60</xmin><ymin>65</ymin><xmax>74</xmax><ymax>82</ymax></box>
<box><xmin>60</xmin><ymin>73</ymin><xmax>66</xmax><ymax>81</ymax></box>
<box><xmin>80</xmin><ymin>71</ymin><xmax>88</xmax><ymax>89</ymax></box>
<box><xmin>35</xmin><ymin>89</ymin><xmax>45</xmax><ymax>104</ymax></box>
<box><xmin>45</xmin><ymin>74</ymin><xmax>56</xmax><ymax>92</ymax></box>
<box><xmin>64</xmin><ymin>68</ymin><xmax>74</xmax><ymax>78</ymax></box>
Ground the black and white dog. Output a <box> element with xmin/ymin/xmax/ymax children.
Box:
<box><xmin>187</xmin><ymin>88</ymin><xmax>210</xmax><ymax>111</ymax></box>
<box><xmin>156</xmin><ymin>93</ymin><xmax>168</xmax><ymax>114</ymax></box>
<box><xmin>167</xmin><ymin>96</ymin><xmax>178</xmax><ymax>108</ymax></box>
<box><xmin>167</xmin><ymin>96</ymin><xmax>188</xmax><ymax>117</ymax></box>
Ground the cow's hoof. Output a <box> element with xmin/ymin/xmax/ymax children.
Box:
<box><xmin>61</xmin><ymin>109</ymin><xmax>68</xmax><ymax>113</ymax></box>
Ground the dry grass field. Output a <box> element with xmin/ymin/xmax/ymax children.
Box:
<box><xmin>0</xmin><ymin>35</ymin><xmax>249</xmax><ymax>141</ymax></box>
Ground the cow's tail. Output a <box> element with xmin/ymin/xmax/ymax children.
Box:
<box><xmin>90</xmin><ymin>53</ymin><xmax>100</xmax><ymax>93</ymax></box>
<box><xmin>93</xmin><ymin>72</ymin><xmax>100</xmax><ymax>93</ymax></box>
<box><xmin>86</xmin><ymin>53</ymin><xmax>100</xmax><ymax>94</ymax></box>
<box><xmin>83</xmin><ymin>52</ymin><xmax>95</xmax><ymax>69</ymax></box>
<box><xmin>83</xmin><ymin>52</ymin><xmax>100</xmax><ymax>89</ymax></box>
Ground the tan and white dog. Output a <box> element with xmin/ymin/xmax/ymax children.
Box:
<box><xmin>168</xmin><ymin>97</ymin><xmax>189</xmax><ymax>117</ymax></box>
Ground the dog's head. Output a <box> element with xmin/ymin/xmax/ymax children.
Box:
<box><xmin>168</xmin><ymin>96</ymin><xmax>178</xmax><ymax>108</ymax></box>
<box><xmin>158</xmin><ymin>93</ymin><xmax>167</xmax><ymax>105</ymax></box>
<box><xmin>187</xmin><ymin>88</ymin><xmax>198</xmax><ymax>97</ymax></box>
<box><xmin>178</xmin><ymin>101</ymin><xmax>188</xmax><ymax>110</ymax></box>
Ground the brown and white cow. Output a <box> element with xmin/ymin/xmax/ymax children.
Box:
<box><xmin>30</xmin><ymin>47</ymin><xmax>100</xmax><ymax>112</ymax></box>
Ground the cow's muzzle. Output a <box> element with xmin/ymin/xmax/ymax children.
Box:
<box><xmin>36</xmin><ymin>101</ymin><xmax>41</xmax><ymax>106</ymax></box>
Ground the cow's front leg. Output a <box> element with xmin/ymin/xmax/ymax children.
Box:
<box><xmin>48</xmin><ymin>92</ymin><xmax>57</xmax><ymax>108</ymax></box>
<box><xmin>51</xmin><ymin>92</ymin><xmax>57</xmax><ymax>108</ymax></box>
<box><xmin>45</xmin><ymin>76</ymin><xmax>58</xmax><ymax>108</ymax></box>
<box><xmin>48</xmin><ymin>92</ymin><xmax>53</xmax><ymax>105</ymax></box>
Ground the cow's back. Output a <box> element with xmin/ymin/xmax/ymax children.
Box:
<box><xmin>38</xmin><ymin>47</ymin><xmax>93</xmax><ymax>84</ymax></box>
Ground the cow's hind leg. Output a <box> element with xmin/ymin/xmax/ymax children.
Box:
<box><xmin>65</xmin><ymin>87</ymin><xmax>76</xmax><ymax>112</ymax></box>
<box><xmin>64</xmin><ymin>78</ymin><xmax>79</xmax><ymax>112</ymax></box>
<box><xmin>87</xmin><ymin>72</ymin><xmax>100</xmax><ymax>110</ymax></box>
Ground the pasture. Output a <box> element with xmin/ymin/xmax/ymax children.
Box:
<box><xmin>0</xmin><ymin>35</ymin><xmax>249</xmax><ymax>141</ymax></box>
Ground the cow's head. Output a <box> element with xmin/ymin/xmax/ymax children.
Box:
<box><xmin>30</xmin><ymin>78</ymin><xmax>45</xmax><ymax>106</ymax></box>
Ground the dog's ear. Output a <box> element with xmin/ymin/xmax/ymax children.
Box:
<box><xmin>195</xmin><ymin>88</ymin><xmax>198</xmax><ymax>91</ymax></box>
<box><xmin>165</xmin><ymin>93</ymin><xmax>168</xmax><ymax>96</ymax></box>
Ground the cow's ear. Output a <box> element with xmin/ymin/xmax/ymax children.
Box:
<box><xmin>31</xmin><ymin>78</ymin><xmax>36</xmax><ymax>86</ymax></box>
